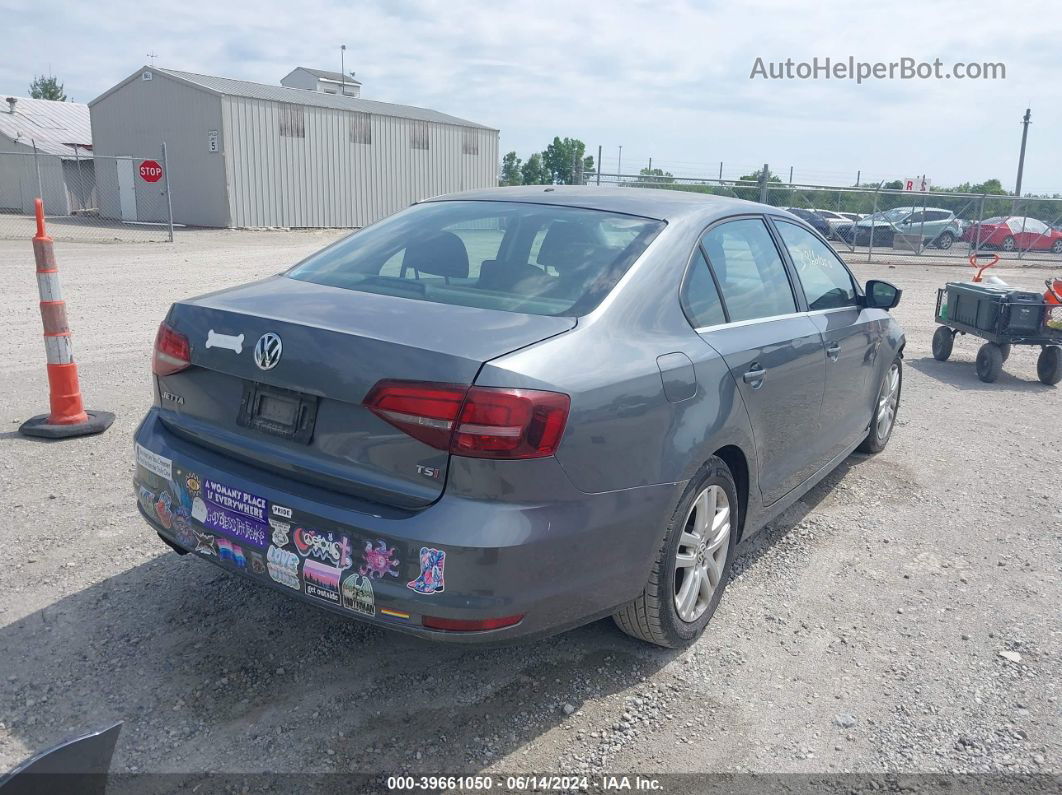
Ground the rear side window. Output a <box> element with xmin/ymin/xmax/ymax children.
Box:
<box><xmin>288</xmin><ymin>201</ymin><xmax>664</xmax><ymax>317</ymax></box>
<box><xmin>682</xmin><ymin>250</ymin><xmax>726</xmax><ymax>328</ymax></box>
<box><xmin>775</xmin><ymin>220</ymin><xmax>858</xmax><ymax>310</ymax></box>
<box><xmin>700</xmin><ymin>219</ymin><xmax>796</xmax><ymax>322</ymax></box>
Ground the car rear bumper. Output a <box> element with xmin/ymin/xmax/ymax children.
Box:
<box><xmin>133</xmin><ymin>409</ymin><xmax>682</xmax><ymax>644</ymax></box>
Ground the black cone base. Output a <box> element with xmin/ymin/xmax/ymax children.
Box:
<box><xmin>19</xmin><ymin>410</ymin><xmax>115</xmax><ymax>439</ymax></box>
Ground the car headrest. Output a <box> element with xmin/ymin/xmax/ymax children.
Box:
<box><xmin>402</xmin><ymin>231</ymin><xmax>469</xmax><ymax>279</ymax></box>
<box><xmin>537</xmin><ymin>221</ymin><xmax>598</xmax><ymax>273</ymax></box>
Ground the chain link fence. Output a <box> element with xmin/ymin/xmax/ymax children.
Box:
<box><xmin>586</xmin><ymin>171</ymin><xmax>1062</xmax><ymax>266</ymax></box>
<box><xmin>0</xmin><ymin>149</ymin><xmax>175</xmax><ymax>243</ymax></box>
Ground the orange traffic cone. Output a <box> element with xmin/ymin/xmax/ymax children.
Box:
<box><xmin>19</xmin><ymin>199</ymin><xmax>114</xmax><ymax>439</ymax></box>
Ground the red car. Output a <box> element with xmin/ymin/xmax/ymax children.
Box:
<box><xmin>962</xmin><ymin>216</ymin><xmax>1062</xmax><ymax>253</ymax></box>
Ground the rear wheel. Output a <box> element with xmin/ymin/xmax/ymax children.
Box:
<box><xmin>932</xmin><ymin>327</ymin><xmax>954</xmax><ymax>361</ymax></box>
<box><xmin>976</xmin><ymin>342</ymin><xmax>1004</xmax><ymax>382</ymax></box>
<box><xmin>935</xmin><ymin>231</ymin><xmax>955</xmax><ymax>250</ymax></box>
<box><xmin>858</xmin><ymin>358</ymin><xmax>901</xmax><ymax>453</ymax></box>
<box><xmin>1001</xmin><ymin>236</ymin><xmax>1016</xmax><ymax>252</ymax></box>
<box><xmin>1052</xmin><ymin>240</ymin><xmax>1062</xmax><ymax>255</ymax></box>
<box><xmin>1037</xmin><ymin>346</ymin><xmax>1062</xmax><ymax>385</ymax></box>
<box><xmin>613</xmin><ymin>458</ymin><xmax>737</xmax><ymax>648</ymax></box>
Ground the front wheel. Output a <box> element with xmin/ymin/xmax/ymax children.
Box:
<box><xmin>1052</xmin><ymin>239</ymin><xmax>1062</xmax><ymax>255</ymax></box>
<box><xmin>858</xmin><ymin>358</ymin><xmax>902</xmax><ymax>453</ymax></box>
<box><xmin>613</xmin><ymin>458</ymin><xmax>738</xmax><ymax>648</ymax></box>
<box><xmin>1001</xmin><ymin>236</ymin><xmax>1016</xmax><ymax>252</ymax></box>
<box><xmin>1037</xmin><ymin>346</ymin><xmax>1062</xmax><ymax>385</ymax></box>
<box><xmin>976</xmin><ymin>342</ymin><xmax>1004</xmax><ymax>382</ymax></box>
<box><xmin>932</xmin><ymin>327</ymin><xmax>954</xmax><ymax>361</ymax></box>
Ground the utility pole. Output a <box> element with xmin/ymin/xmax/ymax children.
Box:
<box><xmin>1012</xmin><ymin>108</ymin><xmax>1031</xmax><ymax>212</ymax></box>
<box><xmin>341</xmin><ymin>45</ymin><xmax>347</xmax><ymax>95</ymax></box>
<box><xmin>788</xmin><ymin>165</ymin><xmax>793</xmax><ymax>185</ymax></box>
<box><xmin>617</xmin><ymin>145</ymin><xmax>623</xmax><ymax>178</ymax></box>
<box><xmin>596</xmin><ymin>145</ymin><xmax>602</xmax><ymax>185</ymax></box>
<box><xmin>855</xmin><ymin>169</ymin><xmax>861</xmax><ymax>186</ymax></box>
<box><xmin>648</xmin><ymin>156</ymin><xmax>652</xmax><ymax>176</ymax></box>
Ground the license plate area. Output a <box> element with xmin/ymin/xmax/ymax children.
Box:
<box><xmin>237</xmin><ymin>382</ymin><xmax>318</xmax><ymax>444</ymax></box>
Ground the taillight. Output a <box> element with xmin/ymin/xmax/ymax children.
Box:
<box><xmin>363</xmin><ymin>380</ymin><xmax>570</xmax><ymax>459</ymax></box>
<box><xmin>153</xmin><ymin>322</ymin><xmax>191</xmax><ymax>376</ymax></box>
<box><xmin>422</xmin><ymin>614</ymin><xmax>524</xmax><ymax>632</ymax></box>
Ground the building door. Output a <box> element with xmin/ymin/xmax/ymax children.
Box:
<box><xmin>116</xmin><ymin>157</ymin><xmax>138</xmax><ymax>222</ymax></box>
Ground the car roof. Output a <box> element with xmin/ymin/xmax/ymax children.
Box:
<box><xmin>423</xmin><ymin>185</ymin><xmax>780</xmax><ymax>223</ymax></box>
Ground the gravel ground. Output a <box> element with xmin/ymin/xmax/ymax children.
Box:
<box><xmin>0</xmin><ymin>230</ymin><xmax>1058</xmax><ymax>782</ymax></box>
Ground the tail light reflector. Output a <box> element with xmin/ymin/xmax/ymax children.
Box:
<box><xmin>363</xmin><ymin>380</ymin><xmax>570</xmax><ymax>459</ymax></box>
<box><xmin>153</xmin><ymin>322</ymin><xmax>191</xmax><ymax>376</ymax></box>
<box><xmin>422</xmin><ymin>614</ymin><xmax>524</xmax><ymax>632</ymax></box>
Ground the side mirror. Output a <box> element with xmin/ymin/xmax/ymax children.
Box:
<box><xmin>865</xmin><ymin>279</ymin><xmax>901</xmax><ymax>310</ymax></box>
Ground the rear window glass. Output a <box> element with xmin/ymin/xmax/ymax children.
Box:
<box><xmin>287</xmin><ymin>201</ymin><xmax>664</xmax><ymax>317</ymax></box>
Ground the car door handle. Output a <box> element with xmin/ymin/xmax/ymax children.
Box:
<box><xmin>742</xmin><ymin>365</ymin><xmax>766</xmax><ymax>387</ymax></box>
<box><xmin>826</xmin><ymin>342</ymin><xmax>841</xmax><ymax>361</ymax></box>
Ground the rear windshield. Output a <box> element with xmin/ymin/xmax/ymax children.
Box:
<box><xmin>287</xmin><ymin>200</ymin><xmax>664</xmax><ymax>317</ymax></box>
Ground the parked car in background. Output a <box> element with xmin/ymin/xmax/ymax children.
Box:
<box><xmin>784</xmin><ymin>207</ymin><xmax>832</xmax><ymax>238</ymax></box>
<box><xmin>962</xmin><ymin>216</ymin><xmax>1062</xmax><ymax>253</ymax></box>
<box><xmin>836</xmin><ymin>207</ymin><xmax>960</xmax><ymax>249</ymax></box>
<box><xmin>133</xmin><ymin>186</ymin><xmax>905</xmax><ymax>648</ymax></box>
<box><xmin>811</xmin><ymin>209</ymin><xmax>851</xmax><ymax>239</ymax></box>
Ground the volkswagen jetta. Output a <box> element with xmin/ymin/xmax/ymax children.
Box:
<box><xmin>134</xmin><ymin>186</ymin><xmax>904</xmax><ymax>647</ymax></box>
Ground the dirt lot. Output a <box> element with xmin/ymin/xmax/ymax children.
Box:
<box><xmin>0</xmin><ymin>230</ymin><xmax>1058</xmax><ymax>784</ymax></box>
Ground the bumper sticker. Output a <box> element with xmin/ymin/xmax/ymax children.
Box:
<box><xmin>360</xmin><ymin>540</ymin><xmax>400</xmax><ymax>579</ymax></box>
<box><xmin>136</xmin><ymin>459</ymin><xmax>453</xmax><ymax>617</ymax></box>
<box><xmin>303</xmin><ymin>558</ymin><xmax>344</xmax><ymax>604</ymax></box>
<box><xmin>136</xmin><ymin>444</ymin><xmax>172</xmax><ymax>480</ymax></box>
<box><xmin>407</xmin><ymin>547</ymin><xmax>445</xmax><ymax>594</ymax></box>
<box><xmin>267</xmin><ymin>545</ymin><xmax>300</xmax><ymax>590</ymax></box>
<box><xmin>341</xmin><ymin>573</ymin><xmax>375</xmax><ymax>616</ymax></box>
<box><xmin>216</xmin><ymin>537</ymin><xmax>247</xmax><ymax>569</ymax></box>
<box><xmin>192</xmin><ymin>528</ymin><xmax>217</xmax><ymax>556</ymax></box>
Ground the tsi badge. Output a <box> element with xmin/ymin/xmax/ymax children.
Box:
<box><xmin>253</xmin><ymin>332</ymin><xmax>283</xmax><ymax>371</ymax></box>
<box><xmin>416</xmin><ymin>464</ymin><xmax>441</xmax><ymax>480</ymax></box>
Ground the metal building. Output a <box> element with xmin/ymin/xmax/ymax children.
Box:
<box><xmin>0</xmin><ymin>96</ymin><xmax>94</xmax><ymax>215</ymax></box>
<box><xmin>88</xmin><ymin>66</ymin><xmax>499</xmax><ymax>229</ymax></box>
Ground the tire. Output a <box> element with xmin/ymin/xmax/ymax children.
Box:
<box><xmin>935</xmin><ymin>231</ymin><xmax>954</xmax><ymax>250</ymax></box>
<box><xmin>1052</xmin><ymin>240</ymin><xmax>1062</xmax><ymax>255</ymax></box>
<box><xmin>976</xmin><ymin>342</ymin><xmax>1004</xmax><ymax>382</ymax></box>
<box><xmin>613</xmin><ymin>457</ymin><xmax>738</xmax><ymax>648</ymax></box>
<box><xmin>1037</xmin><ymin>346</ymin><xmax>1062</xmax><ymax>385</ymax></box>
<box><xmin>858</xmin><ymin>358</ymin><xmax>902</xmax><ymax>453</ymax></box>
<box><xmin>998</xmin><ymin>343</ymin><xmax>1012</xmax><ymax>362</ymax></box>
<box><xmin>932</xmin><ymin>327</ymin><xmax>954</xmax><ymax>361</ymax></box>
<box><xmin>1001</xmin><ymin>236</ymin><xmax>1016</xmax><ymax>252</ymax></box>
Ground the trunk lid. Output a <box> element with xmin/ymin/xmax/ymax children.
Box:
<box><xmin>157</xmin><ymin>276</ymin><xmax>574</xmax><ymax>508</ymax></box>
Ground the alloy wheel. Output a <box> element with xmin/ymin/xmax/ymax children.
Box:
<box><xmin>673</xmin><ymin>485</ymin><xmax>731</xmax><ymax>623</ymax></box>
<box><xmin>876</xmin><ymin>362</ymin><xmax>900</xmax><ymax>439</ymax></box>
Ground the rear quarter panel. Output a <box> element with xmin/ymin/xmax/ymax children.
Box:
<box><xmin>474</xmin><ymin>215</ymin><xmax>760</xmax><ymax>500</ymax></box>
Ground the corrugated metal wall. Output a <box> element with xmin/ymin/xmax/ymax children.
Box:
<box><xmin>90</xmin><ymin>73</ymin><xmax>229</xmax><ymax>226</ymax></box>
<box><xmin>222</xmin><ymin>96</ymin><xmax>499</xmax><ymax>228</ymax></box>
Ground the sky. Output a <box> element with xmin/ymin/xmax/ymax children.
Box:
<box><xmin>4</xmin><ymin>0</ymin><xmax>1060</xmax><ymax>193</ymax></box>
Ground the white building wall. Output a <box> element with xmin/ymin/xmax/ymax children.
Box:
<box><xmin>222</xmin><ymin>96</ymin><xmax>499</xmax><ymax>228</ymax></box>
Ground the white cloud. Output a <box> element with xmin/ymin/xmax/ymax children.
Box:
<box><xmin>4</xmin><ymin>0</ymin><xmax>1061</xmax><ymax>192</ymax></box>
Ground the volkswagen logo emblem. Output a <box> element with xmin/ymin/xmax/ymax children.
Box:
<box><xmin>253</xmin><ymin>332</ymin><xmax>283</xmax><ymax>371</ymax></box>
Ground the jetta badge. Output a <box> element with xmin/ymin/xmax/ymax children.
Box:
<box><xmin>253</xmin><ymin>332</ymin><xmax>283</xmax><ymax>370</ymax></box>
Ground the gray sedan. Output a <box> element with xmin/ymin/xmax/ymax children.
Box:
<box><xmin>134</xmin><ymin>186</ymin><xmax>904</xmax><ymax>647</ymax></box>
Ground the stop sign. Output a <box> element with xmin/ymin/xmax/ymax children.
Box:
<box><xmin>139</xmin><ymin>160</ymin><xmax>163</xmax><ymax>183</ymax></box>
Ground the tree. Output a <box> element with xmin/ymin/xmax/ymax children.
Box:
<box><xmin>520</xmin><ymin>153</ymin><xmax>547</xmax><ymax>186</ymax></box>
<box><xmin>636</xmin><ymin>167</ymin><xmax>674</xmax><ymax>185</ymax></box>
<box><xmin>542</xmin><ymin>137</ymin><xmax>593</xmax><ymax>184</ymax></box>
<box><xmin>500</xmin><ymin>151</ymin><xmax>523</xmax><ymax>186</ymax></box>
<box><xmin>29</xmin><ymin>75</ymin><xmax>67</xmax><ymax>101</ymax></box>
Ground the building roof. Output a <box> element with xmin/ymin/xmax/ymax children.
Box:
<box><xmin>428</xmin><ymin>185</ymin><xmax>767</xmax><ymax>222</ymax></box>
<box><xmin>91</xmin><ymin>67</ymin><xmax>496</xmax><ymax>131</ymax></box>
<box><xmin>289</xmin><ymin>67</ymin><xmax>362</xmax><ymax>86</ymax></box>
<box><xmin>0</xmin><ymin>96</ymin><xmax>92</xmax><ymax>158</ymax></box>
